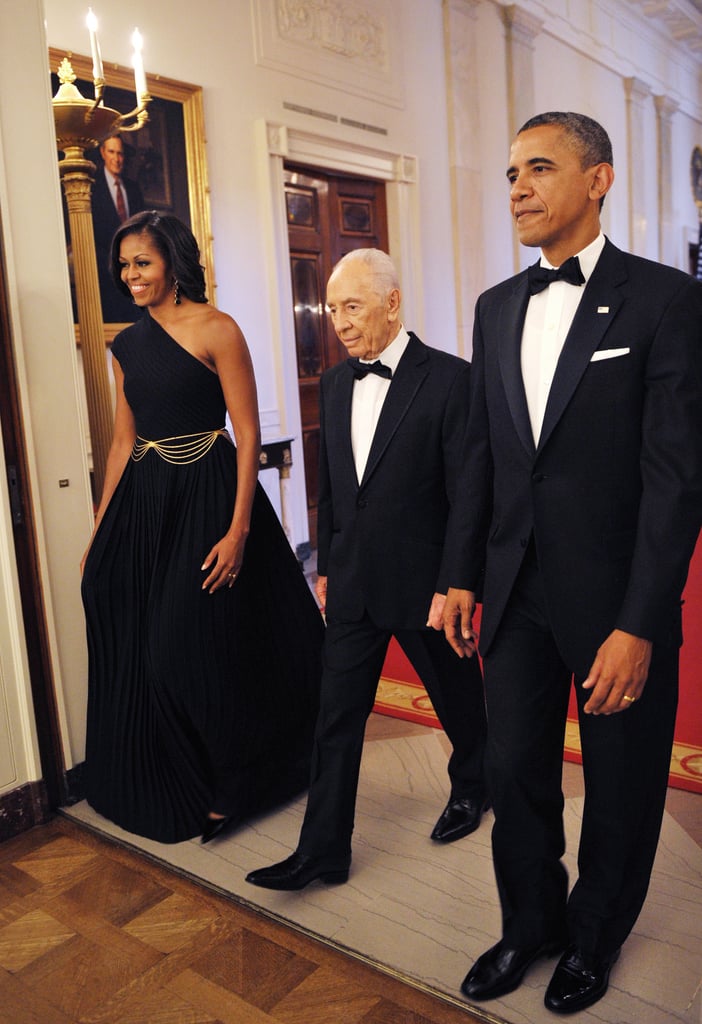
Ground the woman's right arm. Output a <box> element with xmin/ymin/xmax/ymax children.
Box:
<box><xmin>80</xmin><ymin>356</ymin><xmax>136</xmax><ymax>573</ymax></box>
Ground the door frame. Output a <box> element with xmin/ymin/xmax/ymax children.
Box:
<box><xmin>256</xmin><ymin>119</ymin><xmax>421</xmax><ymax>555</ymax></box>
<box><xmin>0</xmin><ymin>231</ymin><xmax>66</xmax><ymax>815</ymax></box>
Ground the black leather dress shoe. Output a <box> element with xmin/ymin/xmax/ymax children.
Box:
<box><xmin>245</xmin><ymin>850</ymin><xmax>351</xmax><ymax>891</ymax></box>
<box><xmin>201</xmin><ymin>815</ymin><xmax>233</xmax><ymax>844</ymax></box>
<box><xmin>430</xmin><ymin>797</ymin><xmax>488</xmax><ymax>843</ymax></box>
<box><xmin>461</xmin><ymin>938</ymin><xmax>564</xmax><ymax>1001</ymax></box>
<box><xmin>544</xmin><ymin>945</ymin><xmax>620</xmax><ymax>1014</ymax></box>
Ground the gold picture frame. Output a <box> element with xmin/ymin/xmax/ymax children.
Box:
<box><xmin>49</xmin><ymin>47</ymin><xmax>215</xmax><ymax>342</ymax></box>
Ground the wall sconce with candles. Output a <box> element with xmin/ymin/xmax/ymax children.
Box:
<box><xmin>52</xmin><ymin>10</ymin><xmax>151</xmax><ymax>500</ymax></box>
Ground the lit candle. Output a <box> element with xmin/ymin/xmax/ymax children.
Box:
<box><xmin>131</xmin><ymin>29</ymin><xmax>147</xmax><ymax>100</ymax></box>
<box><xmin>86</xmin><ymin>8</ymin><xmax>103</xmax><ymax>81</ymax></box>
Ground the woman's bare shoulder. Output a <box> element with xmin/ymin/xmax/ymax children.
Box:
<box><xmin>194</xmin><ymin>306</ymin><xmax>250</xmax><ymax>368</ymax></box>
<box><xmin>198</xmin><ymin>305</ymin><xmax>244</xmax><ymax>339</ymax></box>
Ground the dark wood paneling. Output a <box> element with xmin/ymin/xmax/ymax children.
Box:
<box><xmin>284</xmin><ymin>166</ymin><xmax>389</xmax><ymax>546</ymax></box>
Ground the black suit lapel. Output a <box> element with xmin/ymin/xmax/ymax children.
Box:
<box><xmin>538</xmin><ymin>240</ymin><xmax>626</xmax><ymax>453</ymax></box>
<box><xmin>498</xmin><ymin>276</ymin><xmax>534</xmax><ymax>457</ymax></box>
<box><xmin>327</xmin><ymin>364</ymin><xmax>357</xmax><ymax>483</ymax></box>
<box><xmin>360</xmin><ymin>333</ymin><xmax>429</xmax><ymax>487</ymax></box>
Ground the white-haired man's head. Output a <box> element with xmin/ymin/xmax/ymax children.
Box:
<box><xmin>326</xmin><ymin>248</ymin><xmax>402</xmax><ymax>360</ymax></box>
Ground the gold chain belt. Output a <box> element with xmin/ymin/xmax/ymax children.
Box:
<box><xmin>131</xmin><ymin>428</ymin><xmax>229</xmax><ymax>465</ymax></box>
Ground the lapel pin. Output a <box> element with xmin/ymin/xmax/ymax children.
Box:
<box><xmin>597</xmin><ymin>306</ymin><xmax>610</xmax><ymax>314</ymax></box>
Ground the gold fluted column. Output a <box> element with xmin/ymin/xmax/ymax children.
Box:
<box><xmin>59</xmin><ymin>145</ymin><xmax>113</xmax><ymax>499</ymax></box>
<box><xmin>52</xmin><ymin>54</ymin><xmax>149</xmax><ymax>501</ymax></box>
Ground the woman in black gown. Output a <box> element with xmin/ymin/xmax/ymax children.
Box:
<box><xmin>81</xmin><ymin>211</ymin><xmax>323</xmax><ymax>844</ymax></box>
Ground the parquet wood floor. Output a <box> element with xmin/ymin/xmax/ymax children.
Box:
<box><xmin>0</xmin><ymin>816</ymin><xmax>487</xmax><ymax>1024</ymax></box>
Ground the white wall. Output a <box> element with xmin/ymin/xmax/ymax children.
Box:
<box><xmin>526</xmin><ymin>0</ymin><xmax>701</xmax><ymax>261</ymax></box>
<box><xmin>0</xmin><ymin>0</ymin><xmax>95</xmax><ymax>782</ymax></box>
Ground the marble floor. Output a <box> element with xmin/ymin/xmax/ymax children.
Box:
<box><xmin>66</xmin><ymin>721</ymin><xmax>702</xmax><ymax>1024</ymax></box>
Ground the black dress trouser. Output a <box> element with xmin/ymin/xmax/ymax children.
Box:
<box><xmin>298</xmin><ymin>612</ymin><xmax>487</xmax><ymax>859</ymax></box>
<box><xmin>484</xmin><ymin>548</ymin><xmax>678</xmax><ymax>957</ymax></box>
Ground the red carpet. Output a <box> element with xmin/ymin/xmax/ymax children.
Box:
<box><xmin>376</xmin><ymin>537</ymin><xmax>702</xmax><ymax>794</ymax></box>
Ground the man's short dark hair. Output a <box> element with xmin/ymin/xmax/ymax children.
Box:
<box><xmin>518</xmin><ymin>111</ymin><xmax>613</xmax><ymax>169</ymax></box>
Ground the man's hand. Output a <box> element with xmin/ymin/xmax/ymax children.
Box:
<box><xmin>426</xmin><ymin>592</ymin><xmax>446</xmax><ymax>630</ymax></box>
<box><xmin>315</xmin><ymin>574</ymin><xmax>328</xmax><ymax>614</ymax></box>
<box><xmin>582</xmin><ymin>628</ymin><xmax>652</xmax><ymax>715</ymax></box>
<box><xmin>442</xmin><ymin>588</ymin><xmax>478</xmax><ymax>658</ymax></box>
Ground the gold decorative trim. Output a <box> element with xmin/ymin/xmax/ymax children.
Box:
<box><xmin>131</xmin><ymin>429</ymin><xmax>228</xmax><ymax>465</ymax></box>
<box><xmin>378</xmin><ymin>677</ymin><xmax>702</xmax><ymax>794</ymax></box>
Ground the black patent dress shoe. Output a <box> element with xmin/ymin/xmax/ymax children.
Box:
<box><xmin>430</xmin><ymin>797</ymin><xmax>488</xmax><ymax>843</ymax></box>
<box><xmin>201</xmin><ymin>815</ymin><xmax>233</xmax><ymax>844</ymax></box>
<box><xmin>245</xmin><ymin>850</ymin><xmax>351</xmax><ymax>891</ymax></box>
<box><xmin>544</xmin><ymin>945</ymin><xmax>620</xmax><ymax>1014</ymax></box>
<box><xmin>461</xmin><ymin>938</ymin><xmax>564</xmax><ymax>1001</ymax></box>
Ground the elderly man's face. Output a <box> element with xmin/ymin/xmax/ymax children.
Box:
<box><xmin>326</xmin><ymin>262</ymin><xmax>400</xmax><ymax>361</ymax></box>
<box><xmin>101</xmin><ymin>137</ymin><xmax>125</xmax><ymax>177</ymax></box>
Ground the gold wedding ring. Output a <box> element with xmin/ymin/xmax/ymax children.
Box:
<box><xmin>622</xmin><ymin>695</ymin><xmax>636</xmax><ymax>703</ymax></box>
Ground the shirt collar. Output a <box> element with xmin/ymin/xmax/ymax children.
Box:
<box><xmin>359</xmin><ymin>325</ymin><xmax>409</xmax><ymax>374</ymax></box>
<box><xmin>541</xmin><ymin>232</ymin><xmax>604</xmax><ymax>282</ymax></box>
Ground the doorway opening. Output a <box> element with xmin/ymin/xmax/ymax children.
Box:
<box><xmin>283</xmin><ymin>165</ymin><xmax>389</xmax><ymax>546</ymax></box>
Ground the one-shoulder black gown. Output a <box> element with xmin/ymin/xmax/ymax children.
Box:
<box><xmin>81</xmin><ymin>313</ymin><xmax>323</xmax><ymax>843</ymax></box>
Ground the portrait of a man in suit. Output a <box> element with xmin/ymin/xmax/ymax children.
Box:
<box><xmin>92</xmin><ymin>134</ymin><xmax>144</xmax><ymax>322</ymax></box>
<box><xmin>443</xmin><ymin>111</ymin><xmax>702</xmax><ymax>1015</ymax></box>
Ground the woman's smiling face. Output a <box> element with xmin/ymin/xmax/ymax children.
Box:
<box><xmin>118</xmin><ymin>231</ymin><xmax>172</xmax><ymax>309</ymax></box>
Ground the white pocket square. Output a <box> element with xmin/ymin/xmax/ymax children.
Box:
<box><xmin>590</xmin><ymin>347</ymin><xmax>630</xmax><ymax>362</ymax></box>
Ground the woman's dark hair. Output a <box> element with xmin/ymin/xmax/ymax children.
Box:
<box><xmin>109</xmin><ymin>210</ymin><xmax>207</xmax><ymax>303</ymax></box>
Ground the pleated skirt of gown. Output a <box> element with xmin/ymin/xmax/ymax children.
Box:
<box><xmin>81</xmin><ymin>436</ymin><xmax>323</xmax><ymax>843</ymax></box>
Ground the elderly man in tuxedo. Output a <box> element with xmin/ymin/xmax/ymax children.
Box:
<box><xmin>246</xmin><ymin>248</ymin><xmax>487</xmax><ymax>891</ymax></box>
<box><xmin>442</xmin><ymin>112</ymin><xmax>702</xmax><ymax>1014</ymax></box>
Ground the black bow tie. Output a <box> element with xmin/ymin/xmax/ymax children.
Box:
<box><xmin>348</xmin><ymin>357</ymin><xmax>392</xmax><ymax>380</ymax></box>
<box><xmin>527</xmin><ymin>255</ymin><xmax>585</xmax><ymax>295</ymax></box>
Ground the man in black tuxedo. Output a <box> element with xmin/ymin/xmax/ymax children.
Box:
<box><xmin>442</xmin><ymin>112</ymin><xmax>702</xmax><ymax>1014</ymax></box>
<box><xmin>246</xmin><ymin>248</ymin><xmax>487</xmax><ymax>891</ymax></box>
<box><xmin>92</xmin><ymin>135</ymin><xmax>144</xmax><ymax>322</ymax></box>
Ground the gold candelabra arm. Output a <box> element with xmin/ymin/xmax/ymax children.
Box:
<box><xmin>116</xmin><ymin>96</ymin><xmax>151</xmax><ymax>132</ymax></box>
<box><xmin>85</xmin><ymin>78</ymin><xmax>105</xmax><ymax>118</ymax></box>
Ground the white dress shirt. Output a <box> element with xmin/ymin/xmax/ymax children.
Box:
<box><xmin>351</xmin><ymin>326</ymin><xmax>410</xmax><ymax>482</ymax></box>
<box><xmin>104</xmin><ymin>167</ymin><xmax>130</xmax><ymax>218</ymax></box>
<box><xmin>521</xmin><ymin>233</ymin><xmax>605</xmax><ymax>444</ymax></box>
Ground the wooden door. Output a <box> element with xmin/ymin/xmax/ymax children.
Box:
<box><xmin>284</xmin><ymin>166</ymin><xmax>389</xmax><ymax>547</ymax></box>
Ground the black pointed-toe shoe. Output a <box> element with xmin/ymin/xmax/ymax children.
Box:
<box><xmin>544</xmin><ymin>945</ymin><xmax>620</xmax><ymax>1014</ymax></box>
<box><xmin>201</xmin><ymin>815</ymin><xmax>234</xmax><ymax>844</ymax></box>
<box><xmin>461</xmin><ymin>938</ymin><xmax>564</xmax><ymax>1001</ymax></box>
<box><xmin>430</xmin><ymin>796</ymin><xmax>489</xmax><ymax>843</ymax></box>
<box><xmin>245</xmin><ymin>850</ymin><xmax>351</xmax><ymax>891</ymax></box>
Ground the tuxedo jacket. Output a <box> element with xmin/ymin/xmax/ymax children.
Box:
<box><xmin>447</xmin><ymin>238</ymin><xmax>702</xmax><ymax>678</ymax></box>
<box><xmin>91</xmin><ymin>168</ymin><xmax>144</xmax><ymax>321</ymax></box>
<box><xmin>317</xmin><ymin>332</ymin><xmax>471</xmax><ymax>631</ymax></box>
<box><xmin>92</xmin><ymin>167</ymin><xmax>144</xmax><ymax>255</ymax></box>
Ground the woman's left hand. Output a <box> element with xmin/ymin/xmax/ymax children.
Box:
<box><xmin>201</xmin><ymin>531</ymin><xmax>248</xmax><ymax>593</ymax></box>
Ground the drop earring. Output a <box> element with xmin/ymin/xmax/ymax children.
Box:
<box><xmin>173</xmin><ymin>280</ymin><xmax>181</xmax><ymax>305</ymax></box>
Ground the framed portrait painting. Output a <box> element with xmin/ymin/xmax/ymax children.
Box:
<box><xmin>49</xmin><ymin>48</ymin><xmax>214</xmax><ymax>341</ymax></box>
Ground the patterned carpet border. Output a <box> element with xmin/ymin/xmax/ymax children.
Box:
<box><xmin>375</xmin><ymin>677</ymin><xmax>702</xmax><ymax>795</ymax></box>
